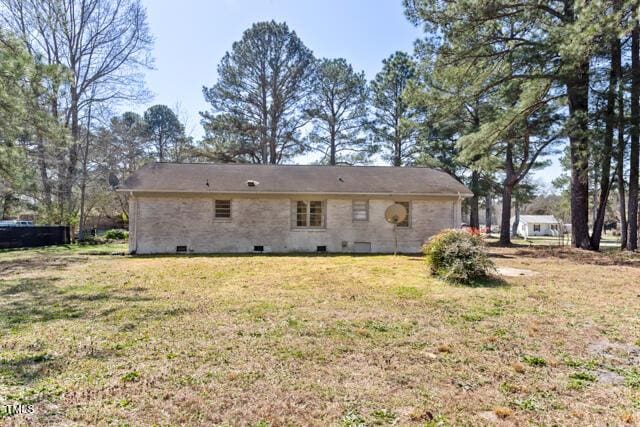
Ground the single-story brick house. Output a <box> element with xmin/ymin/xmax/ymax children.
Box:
<box><xmin>117</xmin><ymin>163</ymin><xmax>472</xmax><ymax>254</ymax></box>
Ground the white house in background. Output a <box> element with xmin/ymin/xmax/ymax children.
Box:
<box><xmin>511</xmin><ymin>215</ymin><xmax>562</xmax><ymax>238</ymax></box>
<box><xmin>117</xmin><ymin>163</ymin><xmax>472</xmax><ymax>254</ymax></box>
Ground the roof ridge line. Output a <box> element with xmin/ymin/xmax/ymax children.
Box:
<box><xmin>150</xmin><ymin>162</ymin><xmax>445</xmax><ymax>170</ymax></box>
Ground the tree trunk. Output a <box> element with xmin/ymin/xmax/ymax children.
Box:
<box><xmin>329</xmin><ymin>124</ymin><xmax>337</xmax><ymax>165</ymax></box>
<box><xmin>501</xmin><ymin>142</ymin><xmax>517</xmax><ymax>246</ymax></box>
<box><xmin>269</xmin><ymin>115</ymin><xmax>278</xmax><ymax>164</ymax></box>
<box><xmin>469</xmin><ymin>170</ymin><xmax>480</xmax><ymax>229</ymax></box>
<box><xmin>62</xmin><ymin>88</ymin><xmax>81</xmax><ymax>225</ymax></box>
<box><xmin>566</xmin><ymin>61</ymin><xmax>592</xmax><ymax>249</ymax></box>
<box><xmin>629</xmin><ymin>16</ymin><xmax>640</xmax><ymax>251</ymax></box>
<box><xmin>393</xmin><ymin>137</ymin><xmax>401</xmax><ymax>166</ymax></box>
<box><xmin>500</xmin><ymin>184</ymin><xmax>513</xmax><ymax>245</ymax></box>
<box><xmin>158</xmin><ymin>134</ymin><xmax>165</xmax><ymax>162</ymax></box>
<box><xmin>1</xmin><ymin>193</ymin><xmax>13</xmax><ymax>219</ymax></box>
<box><xmin>36</xmin><ymin>132</ymin><xmax>53</xmax><ymax>218</ymax></box>
<box><xmin>511</xmin><ymin>199</ymin><xmax>521</xmax><ymax>236</ymax></box>
<box><xmin>485</xmin><ymin>193</ymin><xmax>492</xmax><ymax>233</ymax></box>
<box><xmin>614</xmin><ymin>33</ymin><xmax>627</xmax><ymax>249</ymax></box>
<box><xmin>78</xmin><ymin>104</ymin><xmax>92</xmax><ymax>240</ymax></box>
<box><xmin>393</xmin><ymin>114</ymin><xmax>402</xmax><ymax>167</ymax></box>
<box><xmin>591</xmin><ymin>170</ymin><xmax>599</xmax><ymax>227</ymax></box>
<box><xmin>591</xmin><ymin>36</ymin><xmax>617</xmax><ymax>250</ymax></box>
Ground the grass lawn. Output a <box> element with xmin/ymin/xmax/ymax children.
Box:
<box><xmin>0</xmin><ymin>244</ymin><xmax>639</xmax><ymax>425</ymax></box>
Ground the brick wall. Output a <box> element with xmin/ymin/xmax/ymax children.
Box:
<box><xmin>129</xmin><ymin>194</ymin><xmax>461</xmax><ymax>254</ymax></box>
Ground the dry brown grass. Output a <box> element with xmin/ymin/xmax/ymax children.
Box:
<box><xmin>0</xmin><ymin>244</ymin><xmax>639</xmax><ymax>425</ymax></box>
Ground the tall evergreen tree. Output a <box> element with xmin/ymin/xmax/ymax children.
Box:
<box><xmin>144</xmin><ymin>105</ymin><xmax>185</xmax><ymax>163</ymax></box>
<box><xmin>107</xmin><ymin>112</ymin><xmax>151</xmax><ymax>175</ymax></box>
<box><xmin>458</xmin><ymin>81</ymin><xmax>562</xmax><ymax>245</ymax></box>
<box><xmin>201</xmin><ymin>21</ymin><xmax>315</xmax><ymax>164</ymax></box>
<box><xmin>0</xmin><ymin>30</ymin><xmax>69</xmax><ymax>221</ymax></box>
<box><xmin>370</xmin><ymin>51</ymin><xmax>420</xmax><ymax>166</ymax></box>
<box><xmin>307</xmin><ymin>58</ymin><xmax>370</xmax><ymax>165</ymax></box>
<box><xmin>406</xmin><ymin>41</ymin><xmax>498</xmax><ymax>228</ymax></box>
<box><xmin>403</xmin><ymin>0</ymin><xmax>622</xmax><ymax>249</ymax></box>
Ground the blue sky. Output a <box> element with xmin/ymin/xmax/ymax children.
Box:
<box><xmin>129</xmin><ymin>0</ymin><xmax>560</xmax><ymax>186</ymax></box>
<box><xmin>131</xmin><ymin>0</ymin><xmax>422</xmax><ymax>137</ymax></box>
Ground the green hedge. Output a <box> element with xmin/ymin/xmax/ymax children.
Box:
<box><xmin>104</xmin><ymin>229</ymin><xmax>129</xmax><ymax>240</ymax></box>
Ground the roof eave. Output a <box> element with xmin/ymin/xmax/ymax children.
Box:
<box><xmin>116</xmin><ymin>188</ymin><xmax>474</xmax><ymax>198</ymax></box>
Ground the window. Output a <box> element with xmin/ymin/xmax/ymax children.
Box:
<box><xmin>310</xmin><ymin>201</ymin><xmax>323</xmax><ymax>226</ymax></box>
<box><xmin>215</xmin><ymin>200</ymin><xmax>231</xmax><ymax>219</ymax></box>
<box><xmin>296</xmin><ymin>201</ymin><xmax>308</xmax><ymax>226</ymax></box>
<box><xmin>352</xmin><ymin>200</ymin><xmax>369</xmax><ymax>222</ymax></box>
<box><xmin>533</xmin><ymin>224</ymin><xmax>541</xmax><ymax>232</ymax></box>
<box><xmin>395</xmin><ymin>201</ymin><xmax>410</xmax><ymax>227</ymax></box>
<box><xmin>294</xmin><ymin>200</ymin><xmax>324</xmax><ymax>228</ymax></box>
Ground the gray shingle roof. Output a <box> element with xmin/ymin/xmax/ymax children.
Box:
<box><xmin>117</xmin><ymin>163</ymin><xmax>473</xmax><ymax>196</ymax></box>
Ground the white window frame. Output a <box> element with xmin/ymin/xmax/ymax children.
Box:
<box><xmin>292</xmin><ymin>200</ymin><xmax>326</xmax><ymax>229</ymax></box>
<box><xmin>352</xmin><ymin>200</ymin><xmax>369</xmax><ymax>222</ymax></box>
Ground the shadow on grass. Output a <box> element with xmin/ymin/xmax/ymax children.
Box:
<box><xmin>0</xmin><ymin>255</ymin><xmax>88</xmax><ymax>277</ymax></box>
<box><xmin>0</xmin><ymin>278</ymin><xmax>85</xmax><ymax>329</ymax></box>
<box><xmin>0</xmin><ymin>277</ymin><xmax>188</xmax><ymax>388</ymax></box>
<box><xmin>467</xmin><ymin>274</ymin><xmax>510</xmax><ymax>288</ymax></box>
<box><xmin>0</xmin><ymin>277</ymin><xmax>157</xmax><ymax>331</ymax></box>
<box><xmin>0</xmin><ymin>352</ymin><xmax>64</xmax><ymax>388</ymax></box>
<box><xmin>438</xmin><ymin>274</ymin><xmax>510</xmax><ymax>289</ymax></box>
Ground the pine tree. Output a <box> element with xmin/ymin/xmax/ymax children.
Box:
<box><xmin>370</xmin><ymin>52</ymin><xmax>420</xmax><ymax>166</ymax></box>
<box><xmin>201</xmin><ymin>21</ymin><xmax>315</xmax><ymax>164</ymax></box>
<box><xmin>307</xmin><ymin>58</ymin><xmax>371</xmax><ymax>165</ymax></box>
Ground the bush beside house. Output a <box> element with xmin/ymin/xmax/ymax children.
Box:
<box><xmin>422</xmin><ymin>229</ymin><xmax>495</xmax><ymax>284</ymax></box>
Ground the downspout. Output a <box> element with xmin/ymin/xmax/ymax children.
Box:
<box><xmin>129</xmin><ymin>191</ymin><xmax>138</xmax><ymax>254</ymax></box>
<box><xmin>454</xmin><ymin>192</ymin><xmax>462</xmax><ymax>228</ymax></box>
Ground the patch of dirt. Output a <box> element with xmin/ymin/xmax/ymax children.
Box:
<box><xmin>588</xmin><ymin>338</ymin><xmax>640</xmax><ymax>385</ymax></box>
<box><xmin>478</xmin><ymin>411</ymin><xmax>499</xmax><ymax>422</ymax></box>
<box><xmin>594</xmin><ymin>369</ymin><xmax>625</xmax><ymax>385</ymax></box>
<box><xmin>588</xmin><ymin>338</ymin><xmax>640</xmax><ymax>364</ymax></box>
<box><xmin>496</xmin><ymin>267</ymin><xmax>538</xmax><ymax>277</ymax></box>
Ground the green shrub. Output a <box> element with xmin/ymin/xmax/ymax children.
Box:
<box><xmin>76</xmin><ymin>234</ymin><xmax>106</xmax><ymax>245</ymax></box>
<box><xmin>422</xmin><ymin>229</ymin><xmax>495</xmax><ymax>284</ymax></box>
<box><xmin>104</xmin><ymin>229</ymin><xmax>128</xmax><ymax>240</ymax></box>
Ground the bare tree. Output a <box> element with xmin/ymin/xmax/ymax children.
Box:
<box><xmin>0</xmin><ymin>0</ymin><xmax>153</xmax><ymax>224</ymax></box>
